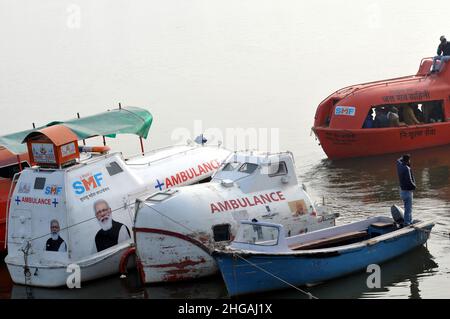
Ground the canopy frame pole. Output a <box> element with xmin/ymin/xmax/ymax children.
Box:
<box><xmin>102</xmin><ymin>136</ymin><xmax>106</xmax><ymax>146</ymax></box>
<box><xmin>139</xmin><ymin>137</ymin><xmax>145</xmax><ymax>155</ymax></box>
<box><xmin>16</xmin><ymin>155</ymin><xmax>23</xmax><ymax>171</ymax></box>
<box><xmin>77</xmin><ymin>113</ymin><xmax>86</xmax><ymax>146</ymax></box>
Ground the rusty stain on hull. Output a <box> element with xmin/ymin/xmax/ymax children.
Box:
<box><xmin>148</xmin><ymin>257</ymin><xmax>206</xmax><ymax>269</ymax></box>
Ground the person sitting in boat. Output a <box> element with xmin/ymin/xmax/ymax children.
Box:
<box><xmin>412</xmin><ymin>104</ymin><xmax>424</xmax><ymax>123</ymax></box>
<box><xmin>403</xmin><ymin>104</ymin><xmax>421</xmax><ymax>125</ymax></box>
<box><xmin>387</xmin><ymin>107</ymin><xmax>405</xmax><ymax>127</ymax></box>
<box><xmin>362</xmin><ymin>109</ymin><xmax>374</xmax><ymax>128</ymax></box>
<box><xmin>374</xmin><ymin>107</ymin><xmax>389</xmax><ymax>128</ymax></box>
<box><xmin>45</xmin><ymin>219</ymin><xmax>67</xmax><ymax>252</ymax></box>
<box><xmin>428</xmin><ymin>102</ymin><xmax>444</xmax><ymax>123</ymax></box>
<box><xmin>93</xmin><ymin>199</ymin><xmax>131</xmax><ymax>252</ymax></box>
<box><xmin>396</xmin><ymin>154</ymin><xmax>416</xmax><ymax>226</ymax></box>
<box><xmin>432</xmin><ymin>35</ymin><xmax>450</xmax><ymax>73</ymax></box>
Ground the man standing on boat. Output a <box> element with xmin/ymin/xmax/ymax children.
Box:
<box><xmin>396</xmin><ymin>155</ymin><xmax>416</xmax><ymax>226</ymax></box>
<box><xmin>432</xmin><ymin>36</ymin><xmax>450</xmax><ymax>72</ymax></box>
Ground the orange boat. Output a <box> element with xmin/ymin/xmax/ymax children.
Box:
<box><xmin>313</xmin><ymin>57</ymin><xmax>450</xmax><ymax>159</ymax></box>
<box><xmin>0</xmin><ymin>148</ymin><xmax>29</xmax><ymax>251</ymax></box>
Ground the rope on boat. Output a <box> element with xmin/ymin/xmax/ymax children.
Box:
<box><xmin>23</xmin><ymin>203</ymin><xmax>132</xmax><ymax>243</ymax></box>
<box><xmin>145</xmin><ymin>205</ymin><xmax>215</xmax><ymax>251</ymax></box>
<box><xmin>234</xmin><ymin>253</ymin><xmax>318</xmax><ymax>299</ymax></box>
<box><xmin>20</xmin><ymin>241</ymin><xmax>33</xmax><ymax>299</ymax></box>
<box><xmin>142</xmin><ymin>205</ymin><xmax>318</xmax><ymax>298</ymax></box>
<box><xmin>413</xmin><ymin>225</ymin><xmax>449</xmax><ymax>239</ymax></box>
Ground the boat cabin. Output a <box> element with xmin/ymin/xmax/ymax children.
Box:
<box><xmin>212</xmin><ymin>151</ymin><xmax>297</xmax><ymax>194</ymax></box>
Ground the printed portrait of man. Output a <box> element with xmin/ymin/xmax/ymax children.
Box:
<box><xmin>93</xmin><ymin>199</ymin><xmax>131</xmax><ymax>252</ymax></box>
<box><xmin>45</xmin><ymin>219</ymin><xmax>67</xmax><ymax>252</ymax></box>
<box><xmin>288</xmin><ymin>200</ymin><xmax>308</xmax><ymax>216</ymax></box>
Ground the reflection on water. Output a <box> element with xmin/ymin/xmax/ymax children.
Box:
<box><xmin>9</xmin><ymin>271</ymin><xmax>228</xmax><ymax>299</ymax></box>
<box><xmin>4</xmin><ymin>244</ymin><xmax>439</xmax><ymax>299</ymax></box>
<box><xmin>301</xmin><ymin>145</ymin><xmax>450</xmax><ymax>220</ymax></box>
<box><xmin>0</xmin><ymin>254</ymin><xmax>12</xmax><ymax>299</ymax></box>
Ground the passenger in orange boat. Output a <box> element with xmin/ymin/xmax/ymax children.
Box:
<box><xmin>374</xmin><ymin>107</ymin><xmax>389</xmax><ymax>128</ymax></box>
<box><xmin>412</xmin><ymin>104</ymin><xmax>424</xmax><ymax>123</ymax></box>
<box><xmin>387</xmin><ymin>107</ymin><xmax>405</xmax><ymax>127</ymax></box>
<box><xmin>403</xmin><ymin>104</ymin><xmax>421</xmax><ymax>125</ymax></box>
<box><xmin>428</xmin><ymin>102</ymin><xmax>444</xmax><ymax>123</ymax></box>
<box><xmin>362</xmin><ymin>108</ymin><xmax>374</xmax><ymax>128</ymax></box>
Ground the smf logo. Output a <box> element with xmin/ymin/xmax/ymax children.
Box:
<box><xmin>72</xmin><ymin>172</ymin><xmax>103</xmax><ymax>195</ymax></box>
<box><xmin>335</xmin><ymin>106</ymin><xmax>356</xmax><ymax>116</ymax></box>
<box><xmin>366</xmin><ymin>264</ymin><xmax>381</xmax><ymax>289</ymax></box>
<box><xmin>66</xmin><ymin>264</ymin><xmax>81</xmax><ymax>288</ymax></box>
<box><xmin>45</xmin><ymin>185</ymin><xmax>62</xmax><ymax>195</ymax></box>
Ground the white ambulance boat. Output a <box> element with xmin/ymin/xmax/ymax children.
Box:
<box><xmin>134</xmin><ymin>151</ymin><xmax>339</xmax><ymax>283</ymax></box>
<box><xmin>5</xmin><ymin>114</ymin><xmax>230</xmax><ymax>287</ymax></box>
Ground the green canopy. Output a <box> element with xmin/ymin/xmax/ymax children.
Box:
<box><xmin>0</xmin><ymin>106</ymin><xmax>153</xmax><ymax>154</ymax></box>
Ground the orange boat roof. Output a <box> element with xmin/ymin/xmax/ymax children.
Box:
<box><xmin>22</xmin><ymin>125</ymin><xmax>78</xmax><ymax>147</ymax></box>
<box><xmin>0</xmin><ymin>146</ymin><xmax>28</xmax><ymax>168</ymax></box>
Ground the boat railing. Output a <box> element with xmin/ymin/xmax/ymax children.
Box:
<box><xmin>125</xmin><ymin>144</ymin><xmax>204</xmax><ymax>166</ymax></box>
<box><xmin>317</xmin><ymin>57</ymin><xmax>435</xmax><ymax>106</ymax></box>
<box><xmin>125</xmin><ymin>144</ymin><xmax>188</xmax><ymax>161</ymax></box>
<box><xmin>228</xmin><ymin>149</ymin><xmax>295</xmax><ymax>164</ymax></box>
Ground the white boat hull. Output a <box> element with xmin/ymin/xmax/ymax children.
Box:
<box><xmin>6</xmin><ymin>242</ymin><xmax>133</xmax><ymax>288</ymax></box>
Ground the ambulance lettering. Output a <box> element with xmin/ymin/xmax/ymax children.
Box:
<box><xmin>72</xmin><ymin>172</ymin><xmax>104</xmax><ymax>195</ymax></box>
<box><xmin>160</xmin><ymin>159</ymin><xmax>221</xmax><ymax>189</ymax></box>
<box><xmin>16</xmin><ymin>196</ymin><xmax>58</xmax><ymax>207</ymax></box>
<box><xmin>210</xmin><ymin>191</ymin><xmax>286</xmax><ymax>213</ymax></box>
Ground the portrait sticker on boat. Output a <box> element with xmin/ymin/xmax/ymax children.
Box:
<box><xmin>335</xmin><ymin>106</ymin><xmax>356</xmax><ymax>116</ymax></box>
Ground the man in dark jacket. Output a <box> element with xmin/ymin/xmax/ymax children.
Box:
<box><xmin>396</xmin><ymin>154</ymin><xmax>416</xmax><ymax>225</ymax></box>
<box><xmin>432</xmin><ymin>35</ymin><xmax>450</xmax><ymax>72</ymax></box>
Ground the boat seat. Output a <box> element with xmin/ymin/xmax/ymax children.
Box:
<box><xmin>289</xmin><ymin>230</ymin><xmax>368</xmax><ymax>251</ymax></box>
<box><xmin>370</xmin><ymin>222</ymin><xmax>394</xmax><ymax>229</ymax></box>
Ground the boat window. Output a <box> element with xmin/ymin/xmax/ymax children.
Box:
<box><xmin>238</xmin><ymin>163</ymin><xmax>259</xmax><ymax>174</ymax></box>
<box><xmin>146</xmin><ymin>189</ymin><xmax>177</xmax><ymax>202</ymax></box>
<box><xmin>362</xmin><ymin>108</ymin><xmax>375</xmax><ymax>128</ymax></box>
<box><xmin>268</xmin><ymin>162</ymin><xmax>288</xmax><ymax>177</ymax></box>
<box><xmin>0</xmin><ymin>162</ymin><xmax>29</xmax><ymax>179</ymax></box>
<box><xmin>106</xmin><ymin>161</ymin><xmax>123</xmax><ymax>176</ymax></box>
<box><xmin>34</xmin><ymin>177</ymin><xmax>46</xmax><ymax>190</ymax></box>
<box><xmin>212</xmin><ymin>224</ymin><xmax>231</xmax><ymax>242</ymax></box>
<box><xmin>222</xmin><ymin>162</ymin><xmax>241</xmax><ymax>171</ymax></box>
<box><xmin>421</xmin><ymin>100</ymin><xmax>445</xmax><ymax>123</ymax></box>
<box><xmin>235</xmin><ymin>223</ymin><xmax>279</xmax><ymax>246</ymax></box>
<box><xmin>370</xmin><ymin>100</ymin><xmax>444</xmax><ymax>128</ymax></box>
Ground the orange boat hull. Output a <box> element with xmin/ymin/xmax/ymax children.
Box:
<box><xmin>314</xmin><ymin>123</ymin><xmax>450</xmax><ymax>160</ymax></box>
<box><xmin>0</xmin><ymin>179</ymin><xmax>11</xmax><ymax>252</ymax></box>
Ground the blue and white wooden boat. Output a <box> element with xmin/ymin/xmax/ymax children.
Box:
<box><xmin>213</xmin><ymin>216</ymin><xmax>434</xmax><ymax>297</ymax></box>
